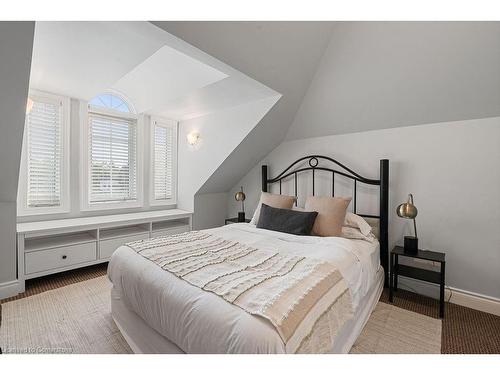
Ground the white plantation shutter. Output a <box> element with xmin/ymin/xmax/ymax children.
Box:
<box><xmin>88</xmin><ymin>111</ymin><xmax>137</xmax><ymax>203</ymax></box>
<box><xmin>26</xmin><ymin>98</ymin><xmax>63</xmax><ymax>207</ymax></box>
<box><xmin>153</xmin><ymin>123</ymin><xmax>174</xmax><ymax>200</ymax></box>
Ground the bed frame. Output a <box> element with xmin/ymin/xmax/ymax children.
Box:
<box><xmin>261</xmin><ymin>156</ymin><xmax>389</xmax><ymax>287</ymax></box>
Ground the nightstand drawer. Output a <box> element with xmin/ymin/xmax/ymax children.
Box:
<box><xmin>25</xmin><ymin>242</ymin><xmax>97</xmax><ymax>275</ymax></box>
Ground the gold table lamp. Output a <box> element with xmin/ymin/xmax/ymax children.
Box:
<box><xmin>396</xmin><ymin>193</ymin><xmax>419</xmax><ymax>254</ymax></box>
<box><xmin>235</xmin><ymin>187</ymin><xmax>246</xmax><ymax>222</ymax></box>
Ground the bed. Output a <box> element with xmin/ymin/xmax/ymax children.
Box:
<box><xmin>108</xmin><ymin>156</ymin><xmax>389</xmax><ymax>354</ymax></box>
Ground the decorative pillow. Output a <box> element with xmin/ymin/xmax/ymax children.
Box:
<box><xmin>304</xmin><ymin>196</ymin><xmax>352</xmax><ymax>237</ymax></box>
<box><xmin>250</xmin><ymin>192</ymin><xmax>296</xmax><ymax>225</ymax></box>
<box><xmin>341</xmin><ymin>226</ymin><xmax>376</xmax><ymax>243</ymax></box>
<box><xmin>344</xmin><ymin>212</ymin><xmax>372</xmax><ymax>236</ymax></box>
<box><xmin>257</xmin><ymin>204</ymin><xmax>318</xmax><ymax>236</ymax></box>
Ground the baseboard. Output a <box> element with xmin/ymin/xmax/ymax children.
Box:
<box><xmin>446</xmin><ymin>287</ymin><xmax>500</xmax><ymax>317</ymax></box>
<box><xmin>397</xmin><ymin>276</ymin><xmax>500</xmax><ymax>316</ymax></box>
<box><xmin>0</xmin><ymin>279</ymin><xmax>21</xmax><ymax>300</ymax></box>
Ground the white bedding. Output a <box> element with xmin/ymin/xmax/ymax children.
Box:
<box><xmin>108</xmin><ymin>223</ymin><xmax>380</xmax><ymax>354</ymax></box>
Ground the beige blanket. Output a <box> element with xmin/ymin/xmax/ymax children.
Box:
<box><xmin>127</xmin><ymin>231</ymin><xmax>353</xmax><ymax>353</ymax></box>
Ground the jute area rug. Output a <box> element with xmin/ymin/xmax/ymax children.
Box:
<box><xmin>0</xmin><ymin>276</ymin><xmax>441</xmax><ymax>354</ymax></box>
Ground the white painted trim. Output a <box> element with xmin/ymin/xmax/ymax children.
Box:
<box><xmin>87</xmin><ymin>104</ymin><xmax>138</xmax><ymax>121</ymax></box>
<box><xmin>397</xmin><ymin>275</ymin><xmax>500</xmax><ymax>316</ymax></box>
<box><xmin>447</xmin><ymin>286</ymin><xmax>500</xmax><ymax>317</ymax></box>
<box><xmin>17</xmin><ymin>209</ymin><xmax>192</xmax><ymax>235</ymax></box>
<box><xmin>0</xmin><ymin>280</ymin><xmax>21</xmax><ymax>300</ymax></box>
<box><xmin>149</xmin><ymin>116</ymin><xmax>178</xmax><ymax>207</ymax></box>
<box><xmin>17</xmin><ymin>90</ymin><xmax>71</xmax><ymax>217</ymax></box>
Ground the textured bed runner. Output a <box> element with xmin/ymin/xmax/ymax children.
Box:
<box><xmin>126</xmin><ymin>231</ymin><xmax>353</xmax><ymax>353</ymax></box>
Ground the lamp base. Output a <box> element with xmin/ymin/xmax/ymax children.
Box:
<box><xmin>404</xmin><ymin>236</ymin><xmax>418</xmax><ymax>254</ymax></box>
<box><xmin>237</xmin><ymin>212</ymin><xmax>246</xmax><ymax>222</ymax></box>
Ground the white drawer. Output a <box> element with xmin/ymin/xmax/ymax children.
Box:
<box><xmin>25</xmin><ymin>242</ymin><xmax>97</xmax><ymax>275</ymax></box>
<box><xmin>151</xmin><ymin>225</ymin><xmax>190</xmax><ymax>238</ymax></box>
<box><xmin>99</xmin><ymin>233</ymin><xmax>150</xmax><ymax>260</ymax></box>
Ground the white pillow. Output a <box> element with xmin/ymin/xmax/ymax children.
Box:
<box><xmin>341</xmin><ymin>226</ymin><xmax>376</xmax><ymax>243</ymax></box>
<box><xmin>344</xmin><ymin>212</ymin><xmax>372</xmax><ymax>236</ymax></box>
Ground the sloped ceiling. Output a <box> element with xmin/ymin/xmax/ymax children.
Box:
<box><xmin>112</xmin><ymin>45</ymin><xmax>227</xmax><ymax>114</ymax></box>
<box><xmin>158</xmin><ymin>21</ymin><xmax>500</xmax><ymax>196</ymax></box>
<box><xmin>30</xmin><ymin>22</ymin><xmax>275</xmax><ymax>121</ymax></box>
<box><xmin>31</xmin><ymin>22</ymin><xmax>167</xmax><ymax>100</ymax></box>
<box><xmin>156</xmin><ymin>76</ymin><xmax>276</xmax><ymax>120</ymax></box>
<box><xmin>286</xmin><ymin>22</ymin><xmax>500</xmax><ymax>140</ymax></box>
<box><xmin>152</xmin><ymin>22</ymin><xmax>335</xmax><ymax>193</ymax></box>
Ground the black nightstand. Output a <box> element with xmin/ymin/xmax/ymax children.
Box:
<box><xmin>389</xmin><ymin>246</ymin><xmax>446</xmax><ymax>318</ymax></box>
<box><xmin>225</xmin><ymin>217</ymin><xmax>251</xmax><ymax>225</ymax></box>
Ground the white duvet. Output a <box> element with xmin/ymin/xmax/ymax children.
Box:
<box><xmin>108</xmin><ymin>223</ymin><xmax>380</xmax><ymax>354</ymax></box>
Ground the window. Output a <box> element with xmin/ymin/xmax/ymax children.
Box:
<box><xmin>18</xmin><ymin>91</ymin><xmax>70</xmax><ymax>215</ymax></box>
<box><xmin>89</xmin><ymin>93</ymin><xmax>133</xmax><ymax>113</ymax></box>
<box><xmin>81</xmin><ymin>93</ymin><xmax>143</xmax><ymax>210</ymax></box>
<box><xmin>150</xmin><ymin>117</ymin><xmax>177</xmax><ymax>205</ymax></box>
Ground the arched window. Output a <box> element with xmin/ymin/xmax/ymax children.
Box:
<box><xmin>89</xmin><ymin>93</ymin><xmax>133</xmax><ymax>113</ymax></box>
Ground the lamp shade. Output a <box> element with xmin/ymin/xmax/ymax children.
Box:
<box><xmin>186</xmin><ymin>132</ymin><xmax>200</xmax><ymax>145</ymax></box>
<box><xmin>396</xmin><ymin>194</ymin><xmax>418</xmax><ymax>219</ymax></box>
<box><xmin>235</xmin><ymin>187</ymin><xmax>246</xmax><ymax>202</ymax></box>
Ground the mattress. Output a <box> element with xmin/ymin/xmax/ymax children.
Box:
<box><xmin>108</xmin><ymin>223</ymin><xmax>381</xmax><ymax>354</ymax></box>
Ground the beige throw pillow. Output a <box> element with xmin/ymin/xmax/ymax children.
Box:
<box><xmin>250</xmin><ymin>192</ymin><xmax>297</xmax><ymax>225</ymax></box>
<box><xmin>305</xmin><ymin>196</ymin><xmax>352</xmax><ymax>237</ymax></box>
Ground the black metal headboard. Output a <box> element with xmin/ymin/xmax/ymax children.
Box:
<box><xmin>261</xmin><ymin>155</ymin><xmax>389</xmax><ymax>287</ymax></box>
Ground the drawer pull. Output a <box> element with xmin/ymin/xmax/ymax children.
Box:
<box><xmin>62</xmin><ymin>255</ymin><xmax>67</xmax><ymax>259</ymax></box>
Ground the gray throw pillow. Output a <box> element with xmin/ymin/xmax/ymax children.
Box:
<box><xmin>256</xmin><ymin>204</ymin><xmax>318</xmax><ymax>236</ymax></box>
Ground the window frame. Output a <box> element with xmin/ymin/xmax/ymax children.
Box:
<box><xmin>149</xmin><ymin>116</ymin><xmax>178</xmax><ymax>207</ymax></box>
<box><xmin>17</xmin><ymin>90</ymin><xmax>71</xmax><ymax>217</ymax></box>
<box><xmin>80</xmin><ymin>99</ymin><xmax>144</xmax><ymax>212</ymax></box>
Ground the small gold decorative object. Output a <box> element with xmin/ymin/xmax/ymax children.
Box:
<box><xmin>235</xmin><ymin>190</ymin><xmax>246</xmax><ymax>203</ymax></box>
<box><xmin>396</xmin><ymin>193</ymin><xmax>418</xmax><ymax>253</ymax></box>
<box><xmin>235</xmin><ymin>187</ymin><xmax>246</xmax><ymax>222</ymax></box>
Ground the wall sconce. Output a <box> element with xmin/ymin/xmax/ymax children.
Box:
<box><xmin>186</xmin><ymin>131</ymin><xmax>200</xmax><ymax>146</ymax></box>
<box><xmin>26</xmin><ymin>97</ymin><xmax>34</xmax><ymax>115</ymax></box>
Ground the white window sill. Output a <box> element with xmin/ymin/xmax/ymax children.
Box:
<box><xmin>149</xmin><ymin>198</ymin><xmax>177</xmax><ymax>207</ymax></box>
<box><xmin>80</xmin><ymin>201</ymin><xmax>143</xmax><ymax>212</ymax></box>
<box><xmin>17</xmin><ymin>207</ymin><xmax>71</xmax><ymax>217</ymax></box>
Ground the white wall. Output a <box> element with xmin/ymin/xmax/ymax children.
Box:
<box><xmin>0</xmin><ymin>22</ymin><xmax>34</xmax><ymax>290</ymax></box>
<box><xmin>193</xmin><ymin>192</ymin><xmax>228</xmax><ymax>230</ymax></box>
<box><xmin>229</xmin><ymin>117</ymin><xmax>500</xmax><ymax>300</ymax></box>
<box><xmin>177</xmin><ymin>95</ymin><xmax>280</xmax><ymax>212</ymax></box>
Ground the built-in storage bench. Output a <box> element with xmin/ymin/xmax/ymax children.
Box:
<box><xmin>152</xmin><ymin>217</ymin><xmax>191</xmax><ymax>237</ymax></box>
<box><xmin>99</xmin><ymin>224</ymin><xmax>150</xmax><ymax>260</ymax></box>
<box><xmin>16</xmin><ymin>209</ymin><xmax>192</xmax><ymax>294</ymax></box>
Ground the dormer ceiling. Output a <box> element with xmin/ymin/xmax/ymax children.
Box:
<box><xmin>30</xmin><ymin>22</ymin><xmax>166</xmax><ymax>101</ymax></box>
<box><xmin>111</xmin><ymin>45</ymin><xmax>227</xmax><ymax>114</ymax></box>
<box><xmin>29</xmin><ymin>21</ymin><xmax>278</xmax><ymax>120</ymax></box>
